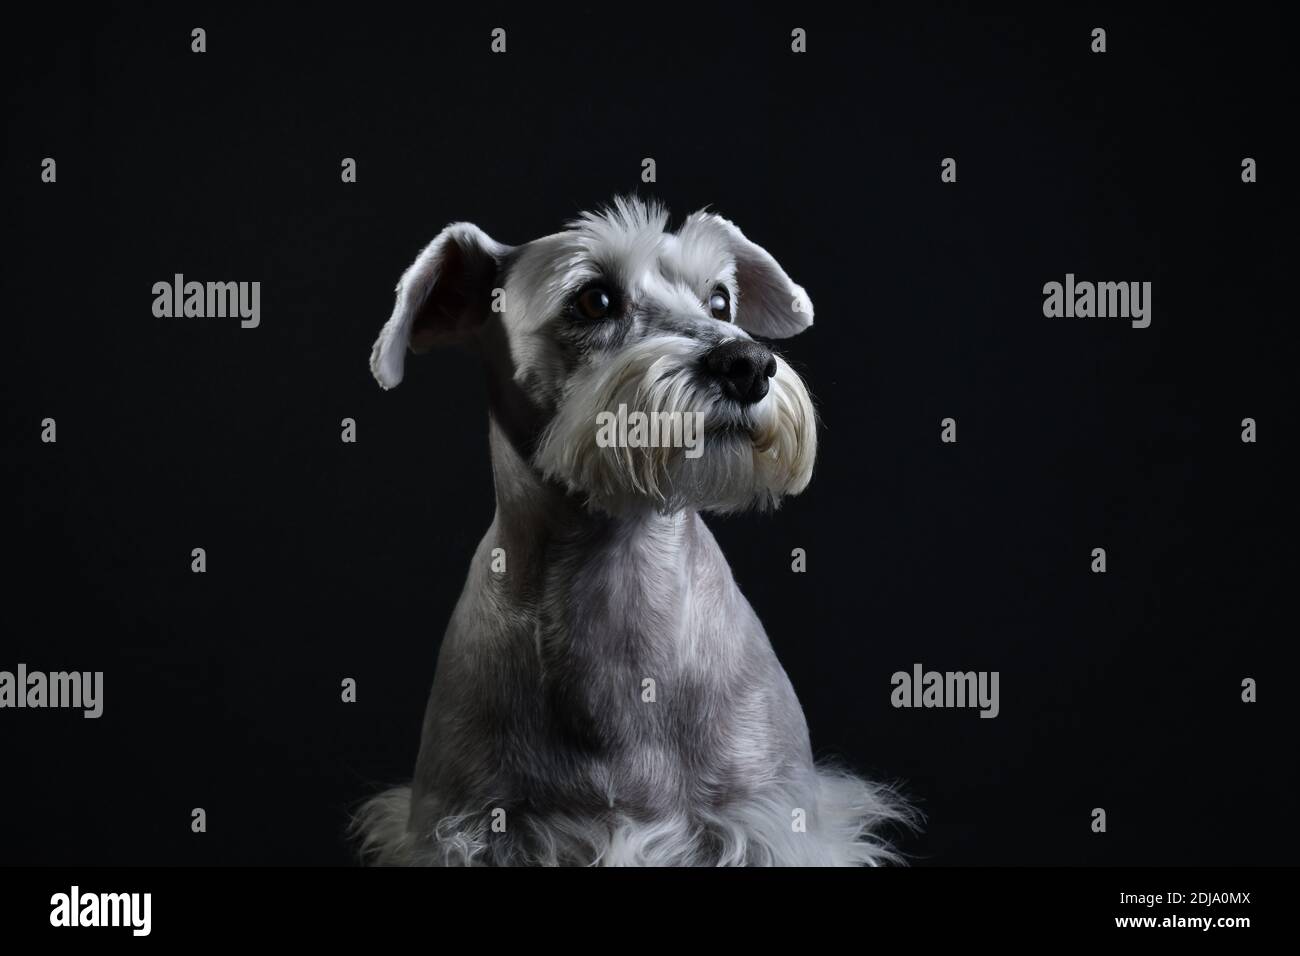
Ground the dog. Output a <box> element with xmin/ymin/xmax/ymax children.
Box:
<box><xmin>356</xmin><ymin>197</ymin><xmax>910</xmax><ymax>865</ymax></box>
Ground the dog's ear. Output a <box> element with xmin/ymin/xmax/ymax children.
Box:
<box><xmin>370</xmin><ymin>222</ymin><xmax>510</xmax><ymax>389</ymax></box>
<box><xmin>686</xmin><ymin>212</ymin><xmax>813</xmax><ymax>339</ymax></box>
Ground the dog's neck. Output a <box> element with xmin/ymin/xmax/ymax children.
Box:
<box><xmin>484</xmin><ymin>416</ymin><xmax>697</xmax><ymax>600</ymax></box>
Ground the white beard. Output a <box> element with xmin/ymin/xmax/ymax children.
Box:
<box><xmin>533</xmin><ymin>335</ymin><xmax>817</xmax><ymax>514</ymax></box>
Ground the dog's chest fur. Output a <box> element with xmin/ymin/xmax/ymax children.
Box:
<box><xmin>411</xmin><ymin>484</ymin><xmax>809</xmax><ymax>825</ymax></box>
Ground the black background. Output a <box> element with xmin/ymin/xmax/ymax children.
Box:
<box><xmin>2</xmin><ymin>5</ymin><xmax>1292</xmax><ymax>866</ymax></box>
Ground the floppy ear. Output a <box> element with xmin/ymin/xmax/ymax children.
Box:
<box><xmin>690</xmin><ymin>213</ymin><xmax>814</xmax><ymax>339</ymax></box>
<box><xmin>370</xmin><ymin>222</ymin><xmax>510</xmax><ymax>389</ymax></box>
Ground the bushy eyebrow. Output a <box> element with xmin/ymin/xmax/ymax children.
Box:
<box><xmin>542</xmin><ymin>213</ymin><xmax>740</xmax><ymax>313</ymax></box>
<box><xmin>661</xmin><ymin>233</ymin><xmax>737</xmax><ymax>299</ymax></box>
<box><xmin>551</xmin><ymin>255</ymin><xmax>605</xmax><ymax>299</ymax></box>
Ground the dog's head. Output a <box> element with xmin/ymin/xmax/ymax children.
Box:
<box><xmin>370</xmin><ymin>197</ymin><xmax>817</xmax><ymax>514</ymax></box>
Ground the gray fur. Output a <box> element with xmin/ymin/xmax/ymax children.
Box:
<box><xmin>357</xmin><ymin>199</ymin><xmax>913</xmax><ymax>865</ymax></box>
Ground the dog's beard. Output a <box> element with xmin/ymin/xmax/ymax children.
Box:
<box><xmin>533</xmin><ymin>336</ymin><xmax>817</xmax><ymax>514</ymax></box>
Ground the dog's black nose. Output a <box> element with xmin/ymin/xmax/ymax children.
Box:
<box><xmin>704</xmin><ymin>339</ymin><xmax>777</xmax><ymax>405</ymax></box>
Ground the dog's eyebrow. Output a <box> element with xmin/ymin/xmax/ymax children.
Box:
<box><xmin>661</xmin><ymin>231</ymin><xmax>738</xmax><ymax>299</ymax></box>
<box><xmin>550</xmin><ymin>253</ymin><xmax>607</xmax><ymax>300</ymax></box>
<box><xmin>562</xmin><ymin>199</ymin><xmax>671</xmax><ymax>289</ymax></box>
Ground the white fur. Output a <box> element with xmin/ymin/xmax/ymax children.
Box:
<box><xmin>534</xmin><ymin>335</ymin><xmax>817</xmax><ymax>514</ymax></box>
<box><xmin>355</xmin><ymin>766</ymin><xmax>913</xmax><ymax>867</ymax></box>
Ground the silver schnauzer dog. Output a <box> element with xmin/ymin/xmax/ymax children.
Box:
<box><xmin>357</xmin><ymin>197</ymin><xmax>909</xmax><ymax>866</ymax></box>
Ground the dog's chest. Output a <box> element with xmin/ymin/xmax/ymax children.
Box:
<box><xmin>539</xmin><ymin>521</ymin><xmax>695</xmax><ymax>693</ymax></box>
<box><xmin>523</xmin><ymin>516</ymin><xmax>773</xmax><ymax>789</ymax></box>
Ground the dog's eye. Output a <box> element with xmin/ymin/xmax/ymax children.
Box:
<box><xmin>709</xmin><ymin>288</ymin><xmax>730</xmax><ymax>320</ymax></box>
<box><xmin>574</xmin><ymin>286</ymin><xmax>614</xmax><ymax>320</ymax></box>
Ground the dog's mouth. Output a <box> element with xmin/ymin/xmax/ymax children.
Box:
<box><xmin>703</xmin><ymin>419</ymin><xmax>756</xmax><ymax>442</ymax></box>
<box><xmin>532</xmin><ymin>354</ymin><xmax>815</xmax><ymax>514</ymax></box>
<box><xmin>699</xmin><ymin>394</ymin><xmax>760</xmax><ymax>439</ymax></box>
